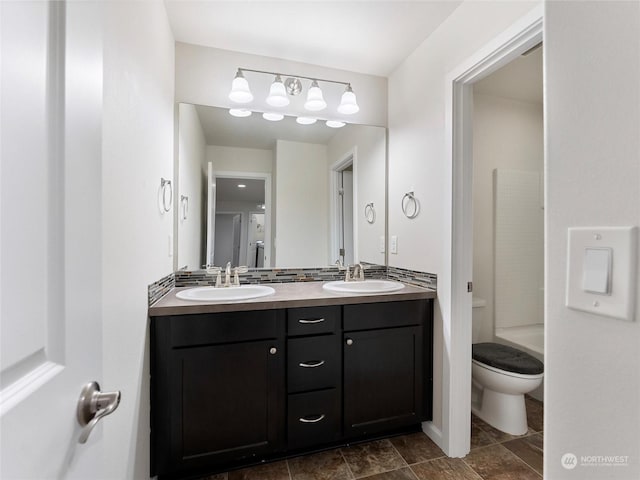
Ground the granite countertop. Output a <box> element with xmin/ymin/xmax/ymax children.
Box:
<box><xmin>148</xmin><ymin>281</ymin><xmax>436</xmax><ymax>317</ymax></box>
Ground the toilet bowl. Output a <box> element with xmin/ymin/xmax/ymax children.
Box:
<box><xmin>471</xmin><ymin>342</ymin><xmax>543</xmax><ymax>435</ymax></box>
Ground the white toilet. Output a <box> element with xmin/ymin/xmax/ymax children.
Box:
<box><xmin>471</xmin><ymin>299</ymin><xmax>543</xmax><ymax>435</ymax></box>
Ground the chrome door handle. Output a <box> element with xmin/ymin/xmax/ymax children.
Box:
<box><xmin>77</xmin><ymin>381</ymin><xmax>121</xmax><ymax>444</ymax></box>
<box><xmin>299</xmin><ymin>360</ymin><xmax>325</xmax><ymax>368</ymax></box>
<box><xmin>298</xmin><ymin>318</ymin><xmax>325</xmax><ymax>324</ymax></box>
<box><xmin>299</xmin><ymin>414</ymin><xmax>325</xmax><ymax>423</ymax></box>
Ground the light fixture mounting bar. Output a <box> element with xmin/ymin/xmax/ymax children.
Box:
<box><xmin>238</xmin><ymin>68</ymin><xmax>351</xmax><ymax>87</ymax></box>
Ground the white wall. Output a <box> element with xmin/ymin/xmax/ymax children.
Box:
<box><xmin>177</xmin><ymin>103</ymin><xmax>206</xmax><ymax>270</ymax></box>
<box><xmin>328</xmin><ymin>124</ymin><xmax>386</xmax><ymax>265</ymax></box>
<box><xmin>207</xmin><ymin>144</ymin><xmax>272</xmax><ymax>173</ymax></box>
<box><xmin>387</xmin><ymin>0</ymin><xmax>539</xmax><ymax>445</ymax></box>
<box><xmin>275</xmin><ymin>140</ymin><xmax>329</xmax><ymax>267</ymax></box>
<box><xmin>102</xmin><ymin>2</ymin><xmax>175</xmax><ymax>478</ymax></box>
<box><xmin>472</xmin><ymin>93</ymin><xmax>543</xmax><ymax>341</ymax></box>
<box><xmin>546</xmin><ymin>1</ymin><xmax>640</xmax><ymax>478</ymax></box>
<box><xmin>175</xmin><ymin>42</ymin><xmax>388</xmax><ymax>127</ymax></box>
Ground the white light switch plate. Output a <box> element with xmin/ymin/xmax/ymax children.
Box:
<box><xmin>566</xmin><ymin>226</ymin><xmax>637</xmax><ymax>321</ymax></box>
<box><xmin>390</xmin><ymin>235</ymin><xmax>398</xmax><ymax>254</ymax></box>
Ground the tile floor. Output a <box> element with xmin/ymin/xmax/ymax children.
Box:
<box><xmin>200</xmin><ymin>396</ymin><xmax>543</xmax><ymax>480</ymax></box>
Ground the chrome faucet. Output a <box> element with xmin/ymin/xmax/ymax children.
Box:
<box><xmin>345</xmin><ymin>263</ymin><xmax>365</xmax><ymax>282</ymax></box>
<box><xmin>225</xmin><ymin>262</ymin><xmax>232</xmax><ymax>287</ymax></box>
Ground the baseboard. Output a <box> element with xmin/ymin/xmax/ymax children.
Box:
<box><xmin>421</xmin><ymin>421</ymin><xmax>446</xmax><ymax>453</ymax></box>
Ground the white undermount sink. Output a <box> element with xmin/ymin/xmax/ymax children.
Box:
<box><xmin>176</xmin><ymin>285</ymin><xmax>276</xmax><ymax>302</ymax></box>
<box><xmin>322</xmin><ymin>279</ymin><xmax>405</xmax><ymax>294</ymax></box>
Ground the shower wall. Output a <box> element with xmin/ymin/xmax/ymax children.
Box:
<box><xmin>472</xmin><ymin>93</ymin><xmax>544</xmax><ymax>342</ymax></box>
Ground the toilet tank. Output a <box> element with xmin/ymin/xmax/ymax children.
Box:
<box><xmin>472</xmin><ymin>297</ymin><xmax>487</xmax><ymax>343</ymax></box>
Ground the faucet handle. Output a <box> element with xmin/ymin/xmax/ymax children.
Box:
<box><xmin>206</xmin><ymin>264</ymin><xmax>221</xmax><ymax>275</ymax></box>
<box><xmin>235</xmin><ymin>266</ymin><xmax>249</xmax><ymax>274</ymax></box>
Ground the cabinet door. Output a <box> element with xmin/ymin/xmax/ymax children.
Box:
<box><xmin>343</xmin><ymin>326</ymin><xmax>423</xmax><ymax>437</ymax></box>
<box><xmin>159</xmin><ymin>339</ymin><xmax>285</xmax><ymax>474</ymax></box>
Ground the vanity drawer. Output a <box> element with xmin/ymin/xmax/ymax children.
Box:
<box><xmin>288</xmin><ymin>335</ymin><xmax>340</xmax><ymax>393</ymax></box>
<box><xmin>288</xmin><ymin>389</ymin><xmax>341</xmax><ymax>449</ymax></box>
<box><xmin>287</xmin><ymin>306</ymin><xmax>340</xmax><ymax>336</ymax></box>
<box><xmin>343</xmin><ymin>300</ymin><xmax>427</xmax><ymax>332</ymax></box>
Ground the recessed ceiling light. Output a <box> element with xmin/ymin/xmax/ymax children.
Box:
<box><xmin>326</xmin><ymin>120</ymin><xmax>346</xmax><ymax>128</ymax></box>
<box><xmin>229</xmin><ymin>108</ymin><xmax>252</xmax><ymax>117</ymax></box>
<box><xmin>237</xmin><ymin>184</ymin><xmax>246</xmax><ymax>188</ymax></box>
<box><xmin>262</xmin><ymin>112</ymin><xmax>284</xmax><ymax>122</ymax></box>
<box><xmin>296</xmin><ymin>116</ymin><xmax>317</xmax><ymax>125</ymax></box>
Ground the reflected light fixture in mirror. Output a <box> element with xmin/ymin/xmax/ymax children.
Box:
<box><xmin>229</xmin><ymin>108</ymin><xmax>252</xmax><ymax>117</ymax></box>
<box><xmin>228</xmin><ymin>70</ymin><xmax>253</xmax><ymax>103</ymax></box>
<box><xmin>326</xmin><ymin>120</ymin><xmax>346</xmax><ymax>128</ymax></box>
<box><xmin>296</xmin><ymin>116</ymin><xmax>317</xmax><ymax>125</ymax></box>
<box><xmin>263</xmin><ymin>112</ymin><xmax>284</xmax><ymax>122</ymax></box>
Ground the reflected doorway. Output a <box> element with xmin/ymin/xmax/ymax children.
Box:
<box><xmin>331</xmin><ymin>155</ymin><xmax>355</xmax><ymax>266</ymax></box>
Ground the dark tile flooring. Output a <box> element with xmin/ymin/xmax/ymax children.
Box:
<box><xmin>200</xmin><ymin>396</ymin><xmax>543</xmax><ymax>480</ymax></box>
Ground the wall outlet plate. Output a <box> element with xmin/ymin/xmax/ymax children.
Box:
<box><xmin>390</xmin><ymin>235</ymin><xmax>398</xmax><ymax>254</ymax></box>
<box><xmin>566</xmin><ymin>226</ymin><xmax>637</xmax><ymax>321</ymax></box>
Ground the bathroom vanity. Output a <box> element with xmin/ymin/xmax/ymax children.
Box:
<box><xmin>149</xmin><ymin>282</ymin><xmax>435</xmax><ymax>479</ymax></box>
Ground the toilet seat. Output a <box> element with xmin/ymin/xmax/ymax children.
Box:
<box><xmin>472</xmin><ymin>359</ymin><xmax>544</xmax><ymax>380</ymax></box>
<box><xmin>472</xmin><ymin>342</ymin><xmax>544</xmax><ymax>375</ymax></box>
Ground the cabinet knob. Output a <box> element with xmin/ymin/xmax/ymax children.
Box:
<box><xmin>269</xmin><ymin>347</ymin><xmax>277</xmax><ymax>355</ymax></box>
<box><xmin>346</xmin><ymin>338</ymin><xmax>353</xmax><ymax>346</ymax></box>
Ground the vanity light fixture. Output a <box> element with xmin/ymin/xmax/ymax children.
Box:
<box><xmin>262</xmin><ymin>112</ymin><xmax>284</xmax><ymax>122</ymax></box>
<box><xmin>229</xmin><ymin>108</ymin><xmax>252</xmax><ymax>118</ymax></box>
<box><xmin>326</xmin><ymin>120</ymin><xmax>346</xmax><ymax>128</ymax></box>
<box><xmin>266</xmin><ymin>75</ymin><xmax>289</xmax><ymax>107</ymax></box>
<box><xmin>228</xmin><ymin>69</ymin><xmax>253</xmax><ymax>103</ymax></box>
<box><xmin>304</xmin><ymin>80</ymin><xmax>327</xmax><ymax>111</ymax></box>
<box><xmin>337</xmin><ymin>84</ymin><xmax>360</xmax><ymax>114</ymax></box>
<box><xmin>228</xmin><ymin>68</ymin><xmax>359</xmax><ymax>115</ymax></box>
<box><xmin>296</xmin><ymin>116</ymin><xmax>317</xmax><ymax>125</ymax></box>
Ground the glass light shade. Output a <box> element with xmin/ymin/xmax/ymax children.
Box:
<box><xmin>228</xmin><ymin>71</ymin><xmax>253</xmax><ymax>103</ymax></box>
<box><xmin>229</xmin><ymin>108</ymin><xmax>252</xmax><ymax>117</ymax></box>
<box><xmin>337</xmin><ymin>86</ymin><xmax>359</xmax><ymax>114</ymax></box>
<box><xmin>262</xmin><ymin>112</ymin><xmax>284</xmax><ymax>122</ymax></box>
<box><xmin>326</xmin><ymin>120</ymin><xmax>346</xmax><ymax>128</ymax></box>
<box><xmin>304</xmin><ymin>80</ymin><xmax>327</xmax><ymax>111</ymax></box>
<box><xmin>296</xmin><ymin>116</ymin><xmax>317</xmax><ymax>125</ymax></box>
<box><xmin>266</xmin><ymin>75</ymin><xmax>289</xmax><ymax>107</ymax></box>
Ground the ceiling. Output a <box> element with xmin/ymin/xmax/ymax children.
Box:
<box><xmin>216</xmin><ymin>177</ymin><xmax>265</xmax><ymax>203</ymax></box>
<box><xmin>195</xmin><ymin>104</ymin><xmax>349</xmax><ymax>149</ymax></box>
<box><xmin>474</xmin><ymin>46</ymin><xmax>543</xmax><ymax>104</ymax></box>
<box><xmin>165</xmin><ymin>1</ymin><xmax>462</xmax><ymax>76</ymax></box>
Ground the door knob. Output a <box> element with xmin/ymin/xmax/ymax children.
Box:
<box><xmin>76</xmin><ymin>381</ymin><xmax>121</xmax><ymax>444</ymax></box>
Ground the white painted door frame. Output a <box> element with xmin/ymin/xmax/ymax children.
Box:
<box><xmin>214</xmin><ymin>170</ymin><xmax>272</xmax><ymax>268</ymax></box>
<box><xmin>329</xmin><ymin>148</ymin><xmax>358</xmax><ymax>265</ymax></box>
<box><xmin>440</xmin><ymin>6</ymin><xmax>543</xmax><ymax>456</ymax></box>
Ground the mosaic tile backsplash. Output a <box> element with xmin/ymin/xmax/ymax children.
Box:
<box><xmin>149</xmin><ymin>265</ymin><xmax>436</xmax><ymax>306</ymax></box>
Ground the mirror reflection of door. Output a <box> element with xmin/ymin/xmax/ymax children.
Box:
<box><xmin>213</xmin><ymin>213</ymin><xmax>242</xmax><ymax>266</ymax></box>
<box><xmin>338</xmin><ymin>165</ymin><xmax>354</xmax><ymax>265</ymax></box>
<box><xmin>213</xmin><ymin>176</ymin><xmax>266</xmax><ymax>267</ymax></box>
<box><xmin>248</xmin><ymin>213</ymin><xmax>265</xmax><ymax>268</ymax></box>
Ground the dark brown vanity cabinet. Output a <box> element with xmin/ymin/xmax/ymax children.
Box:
<box><xmin>151</xmin><ymin>299</ymin><xmax>432</xmax><ymax>478</ymax></box>
<box><xmin>343</xmin><ymin>301</ymin><xmax>431</xmax><ymax>437</ymax></box>
<box><xmin>151</xmin><ymin>310</ymin><xmax>286</xmax><ymax>478</ymax></box>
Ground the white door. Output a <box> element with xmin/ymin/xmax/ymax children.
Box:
<box><xmin>1</xmin><ymin>2</ymin><xmax>114</xmax><ymax>478</ymax></box>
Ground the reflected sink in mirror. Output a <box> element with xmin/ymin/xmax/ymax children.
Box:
<box><xmin>322</xmin><ymin>279</ymin><xmax>405</xmax><ymax>294</ymax></box>
<box><xmin>176</xmin><ymin>285</ymin><xmax>276</xmax><ymax>302</ymax></box>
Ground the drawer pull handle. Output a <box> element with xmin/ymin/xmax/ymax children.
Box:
<box><xmin>299</xmin><ymin>360</ymin><xmax>325</xmax><ymax>368</ymax></box>
<box><xmin>298</xmin><ymin>318</ymin><xmax>325</xmax><ymax>324</ymax></box>
<box><xmin>299</xmin><ymin>414</ymin><xmax>325</xmax><ymax>423</ymax></box>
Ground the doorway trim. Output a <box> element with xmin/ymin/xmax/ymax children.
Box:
<box><xmin>214</xmin><ymin>170</ymin><xmax>272</xmax><ymax>268</ymax></box>
<box><xmin>329</xmin><ymin>147</ymin><xmax>358</xmax><ymax>266</ymax></box>
<box><xmin>440</xmin><ymin>6</ymin><xmax>543</xmax><ymax>456</ymax></box>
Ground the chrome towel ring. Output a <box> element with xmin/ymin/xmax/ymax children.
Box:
<box><xmin>364</xmin><ymin>202</ymin><xmax>376</xmax><ymax>224</ymax></box>
<box><xmin>160</xmin><ymin>178</ymin><xmax>172</xmax><ymax>213</ymax></box>
<box><xmin>402</xmin><ymin>191</ymin><xmax>420</xmax><ymax>219</ymax></box>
